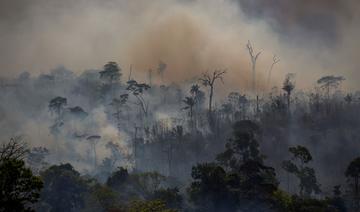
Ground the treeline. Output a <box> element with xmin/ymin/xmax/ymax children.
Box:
<box><xmin>1</xmin><ymin>120</ymin><xmax>359</xmax><ymax>211</ymax></box>
<box><xmin>1</xmin><ymin>61</ymin><xmax>360</xmax><ymax>211</ymax></box>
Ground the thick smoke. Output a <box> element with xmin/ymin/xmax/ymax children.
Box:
<box><xmin>235</xmin><ymin>0</ymin><xmax>351</xmax><ymax>44</ymax></box>
<box><xmin>0</xmin><ymin>0</ymin><xmax>359</xmax><ymax>90</ymax></box>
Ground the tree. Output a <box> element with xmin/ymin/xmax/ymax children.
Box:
<box><xmin>99</xmin><ymin>62</ymin><xmax>122</xmax><ymax>98</ymax></box>
<box><xmin>267</xmin><ymin>54</ymin><xmax>280</xmax><ymax>89</ymax></box>
<box><xmin>282</xmin><ymin>145</ymin><xmax>320</xmax><ymax>197</ymax></box>
<box><xmin>0</xmin><ymin>137</ymin><xmax>28</xmax><ymax>161</ymax></box>
<box><xmin>282</xmin><ymin>73</ymin><xmax>295</xmax><ymax>111</ymax></box>
<box><xmin>126</xmin><ymin>79</ymin><xmax>151</xmax><ymax>118</ymax></box>
<box><xmin>345</xmin><ymin>157</ymin><xmax>360</xmax><ymax>210</ymax></box>
<box><xmin>27</xmin><ymin>147</ymin><xmax>49</xmax><ymax>175</ymax></box>
<box><xmin>86</xmin><ymin>135</ymin><xmax>101</xmax><ymax>169</ymax></box>
<box><xmin>40</xmin><ymin>164</ymin><xmax>89</xmax><ymax>212</ymax></box>
<box><xmin>48</xmin><ymin>96</ymin><xmax>67</xmax><ymax>117</ymax></box>
<box><xmin>106</xmin><ymin>167</ymin><xmax>129</xmax><ymax>189</ymax></box>
<box><xmin>188</xmin><ymin>163</ymin><xmax>237</xmax><ymax>212</ymax></box>
<box><xmin>216</xmin><ymin>121</ymin><xmax>278</xmax><ymax>209</ymax></box>
<box><xmin>317</xmin><ymin>75</ymin><xmax>345</xmax><ymax>99</ymax></box>
<box><xmin>344</xmin><ymin>93</ymin><xmax>353</xmax><ymax>105</ymax></box>
<box><xmin>127</xmin><ymin>199</ymin><xmax>176</xmax><ymax>212</ymax></box>
<box><xmin>157</xmin><ymin>61</ymin><xmax>167</xmax><ymax>83</ymax></box>
<box><xmin>246</xmin><ymin>40</ymin><xmax>261</xmax><ymax>92</ymax></box>
<box><xmin>99</xmin><ymin>62</ymin><xmax>121</xmax><ymax>84</ymax></box>
<box><xmin>0</xmin><ymin>138</ymin><xmax>43</xmax><ymax>212</ymax></box>
<box><xmin>199</xmin><ymin>69</ymin><xmax>226</xmax><ymax>113</ymax></box>
<box><xmin>182</xmin><ymin>96</ymin><xmax>195</xmax><ymax>121</ymax></box>
<box><xmin>152</xmin><ymin>188</ymin><xmax>183</xmax><ymax>210</ymax></box>
<box><xmin>217</xmin><ymin>120</ymin><xmax>263</xmax><ymax>170</ymax></box>
<box><xmin>110</xmin><ymin>94</ymin><xmax>129</xmax><ymax>135</ymax></box>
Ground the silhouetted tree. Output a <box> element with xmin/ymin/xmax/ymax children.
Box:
<box><xmin>48</xmin><ymin>96</ymin><xmax>67</xmax><ymax>117</ymax></box>
<box><xmin>126</xmin><ymin>79</ymin><xmax>151</xmax><ymax>118</ymax></box>
<box><xmin>110</xmin><ymin>94</ymin><xmax>129</xmax><ymax>134</ymax></box>
<box><xmin>157</xmin><ymin>61</ymin><xmax>167</xmax><ymax>83</ymax></box>
<box><xmin>86</xmin><ymin>135</ymin><xmax>101</xmax><ymax>169</ymax></box>
<box><xmin>282</xmin><ymin>145</ymin><xmax>321</xmax><ymax>197</ymax></box>
<box><xmin>40</xmin><ymin>164</ymin><xmax>89</xmax><ymax>212</ymax></box>
<box><xmin>346</xmin><ymin>157</ymin><xmax>360</xmax><ymax>210</ymax></box>
<box><xmin>317</xmin><ymin>75</ymin><xmax>345</xmax><ymax>99</ymax></box>
<box><xmin>246</xmin><ymin>40</ymin><xmax>261</xmax><ymax>92</ymax></box>
<box><xmin>282</xmin><ymin>73</ymin><xmax>295</xmax><ymax>111</ymax></box>
<box><xmin>267</xmin><ymin>54</ymin><xmax>280</xmax><ymax>89</ymax></box>
<box><xmin>99</xmin><ymin>61</ymin><xmax>122</xmax><ymax>98</ymax></box>
<box><xmin>0</xmin><ymin>138</ymin><xmax>43</xmax><ymax>212</ymax></box>
<box><xmin>199</xmin><ymin>69</ymin><xmax>226</xmax><ymax>113</ymax></box>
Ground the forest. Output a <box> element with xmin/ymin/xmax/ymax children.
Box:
<box><xmin>1</xmin><ymin>0</ymin><xmax>360</xmax><ymax>211</ymax></box>
<box><xmin>0</xmin><ymin>58</ymin><xmax>359</xmax><ymax>212</ymax></box>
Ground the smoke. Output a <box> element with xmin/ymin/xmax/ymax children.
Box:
<box><xmin>0</xmin><ymin>0</ymin><xmax>360</xmax><ymax>90</ymax></box>
<box><xmin>235</xmin><ymin>0</ymin><xmax>351</xmax><ymax>44</ymax></box>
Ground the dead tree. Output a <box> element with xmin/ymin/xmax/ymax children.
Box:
<box><xmin>0</xmin><ymin>137</ymin><xmax>28</xmax><ymax>161</ymax></box>
<box><xmin>267</xmin><ymin>54</ymin><xmax>280</xmax><ymax>89</ymax></box>
<box><xmin>86</xmin><ymin>135</ymin><xmax>101</xmax><ymax>169</ymax></box>
<box><xmin>246</xmin><ymin>41</ymin><xmax>262</xmax><ymax>93</ymax></box>
<box><xmin>199</xmin><ymin>69</ymin><xmax>226</xmax><ymax>113</ymax></box>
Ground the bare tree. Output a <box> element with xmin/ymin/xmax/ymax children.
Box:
<box><xmin>0</xmin><ymin>137</ymin><xmax>28</xmax><ymax>161</ymax></box>
<box><xmin>267</xmin><ymin>54</ymin><xmax>280</xmax><ymax>89</ymax></box>
<box><xmin>246</xmin><ymin>41</ymin><xmax>262</xmax><ymax>92</ymax></box>
<box><xmin>199</xmin><ymin>69</ymin><xmax>226</xmax><ymax>113</ymax></box>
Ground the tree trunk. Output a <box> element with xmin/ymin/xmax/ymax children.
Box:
<box><xmin>209</xmin><ymin>86</ymin><xmax>214</xmax><ymax>113</ymax></box>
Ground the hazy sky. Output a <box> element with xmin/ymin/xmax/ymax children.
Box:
<box><xmin>0</xmin><ymin>0</ymin><xmax>359</xmax><ymax>91</ymax></box>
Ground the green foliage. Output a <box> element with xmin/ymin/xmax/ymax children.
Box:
<box><xmin>127</xmin><ymin>199</ymin><xmax>176</xmax><ymax>212</ymax></box>
<box><xmin>152</xmin><ymin>188</ymin><xmax>183</xmax><ymax>210</ymax></box>
<box><xmin>90</xmin><ymin>184</ymin><xmax>119</xmax><ymax>211</ymax></box>
<box><xmin>0</xmin><ymin>159</ymin><xmax>43</xmax><ymax>212</ymax></box>
<box><xmin>289</xmin><ymin>146</ymin><xmax>312</xmax><ymax>164</ymax></box>
<box><xmin>217</xmin><ymin>120</ymin><xmax>263</xmax><ymax>170</ymax></box>
<box><xmin>106</xmin><ymin>167</ymin><xmax>129</xmax><ymax>189</ymax></box>
<box><xmin>132</xmin><ymin>171</ymin><xmax>166</xmax><ymax>195</ymax></box>
<box><xmin>188</xmin><ymin>163</ymin><xmax>237</xmax><ymax>212</ymax></box>
<box><xmin>39</xmin><ymin>163</ymin><xmax>90</xmax><ymax>212</ymax></box>
<box><xmin>283</xmin><ymin>145</ymin><xmax>321</xmax><ymax>197</ymax></box>
<box><xmin>99</xmin><ymin>61</ymin><xmax>122</xmax><ymax>83</ymax></box>
<box><xmin>273</xmin><ymin>189</ymin><xmax>293</xmax><ymax>211</ymax></box>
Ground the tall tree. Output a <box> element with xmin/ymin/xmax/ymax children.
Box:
<box><xmin>157</xmin><ymin>61</ymin><xmax>167</xmax><ymax>83</ymax></box>
<box><xmin>345</xmin><ymin>157</ymin><xmax>360</xmax><ymax>210</ymax></box>
<box><xmin>199</xmin><ymin>69</ymin><xmax>226</xmax><ymax>113</ymax></box>
<box><xmin>317</xmin><ymin>75</ymin><xmax>345</xmax><ymax>99</ymax></box>
<box><xmin>48</xmin><ymin>96</ymin><xmax>67</xmax><ymax>117</ymax></box>
<box><xmin>182</xmin><ymin>96</ymin><xmax>195</xmax><ymax>122</ymax></box>
<box><xmin>86</xmin><ymin>135</ymin><xmax>101</xmax><ymax>169</ymax></box>
<box><xmin>126</xmin><ymin>79</ymin><xmax>151</xmax><ymax>118</ymax></box>
<box><xmin>99</xmin><ymin>61</ymin><xmax>122</xmax><ymax>98</ymax></box>
<box><xmin>282</xmin><ymin>145</ymin><xmax>320</xmax><ymax>197</ymax></box>
<box><xmin>267</xmin><ymin>54</ymin><xmax>280</xmax><ymax>89</ymax></box>
<box><xmin>110</xmin><ymin>94</ymin><xmax>129</xmax><ymax>135</ymax></box>
<box><xmin>246</xmin><ymin>40</ymin><xmax>261</xmax><ymax>92</ymax></box>
<box><xmin>282</xmin><ymin>73</ymin><xmax>295</xmax><ymax>111</ymax></box>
